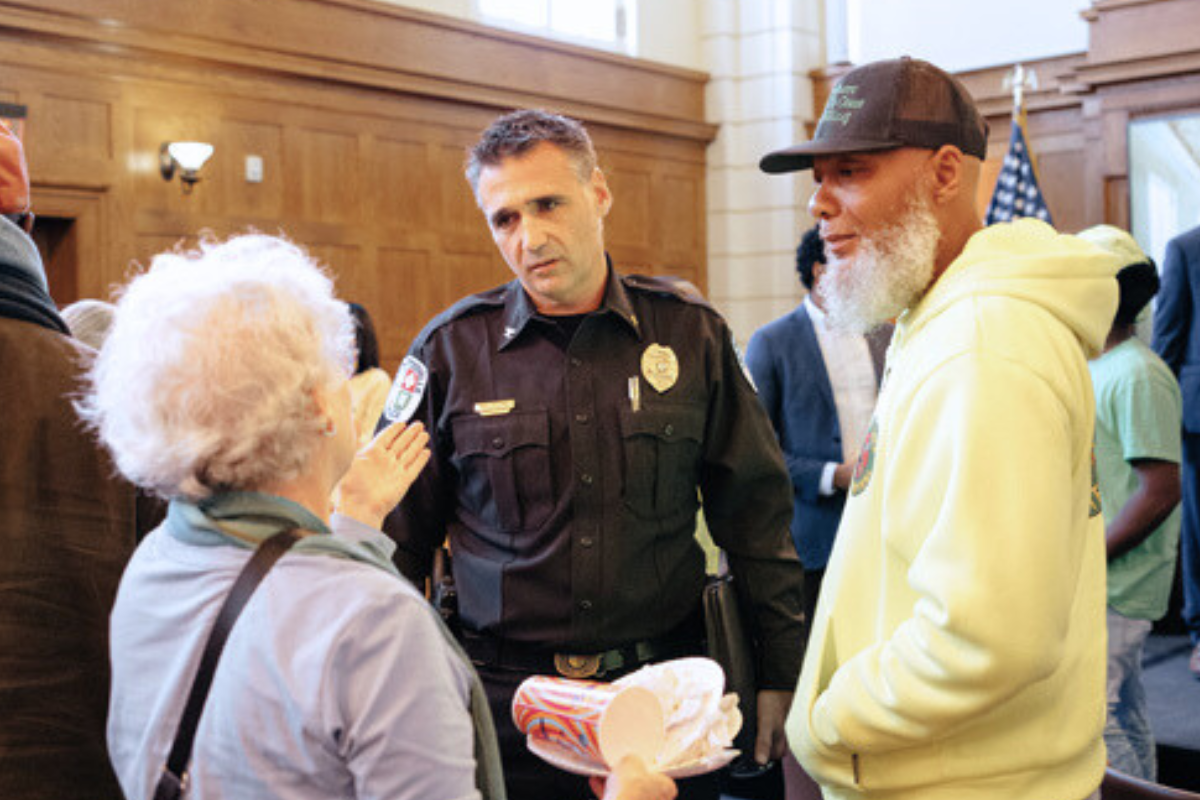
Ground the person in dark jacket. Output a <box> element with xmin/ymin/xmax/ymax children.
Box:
<box><xmin>0</xmin><ymin>121</ymin><xmax>136</xmax><ymax>800</ymax></box>
<box><xmin>1152</xmin><ymin>223</ymin><xmax>1200</xmax><ymax>678</ymax></box>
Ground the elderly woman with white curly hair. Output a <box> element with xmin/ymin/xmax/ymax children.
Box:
<box><xmin>84</xmin><ymin>234</ymin><xmax>676</xmax><ymax>800</ymax></box>
<box><xmin>81</xmin><ymin>234</ymin><xmax>502</xmax><ymax>800</ymax></box>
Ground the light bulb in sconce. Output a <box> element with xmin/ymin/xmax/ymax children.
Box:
<box><xmin>160</xmin><ymin>141</ymin><xmax>214</xmax><ymax>194</ymax></box>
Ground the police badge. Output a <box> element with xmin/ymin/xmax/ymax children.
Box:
<box><xmin>641</xmin><ymin>344</ymin><xmax>679</xmax><ymax>393</ymax></box>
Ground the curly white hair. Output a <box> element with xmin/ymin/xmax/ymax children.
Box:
<box><xmin>78</xmin><ymin>234</ymin><xmax>355</xmax><ymax>499</ymax></box>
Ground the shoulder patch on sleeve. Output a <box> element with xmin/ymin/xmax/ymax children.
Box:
<box><xmin>732</xmin><ymin>335</ymin><xmax>757</xmax><ymax>393</ymax></box>
<box><xmin>384</xmin><ymin>356</ymin><xmax>428</xmax><ymax>423</ymax></box>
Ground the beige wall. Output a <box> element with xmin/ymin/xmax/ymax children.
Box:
<box><xmin>702</xmin><ymin>0</ymin><xmax>824</xmax><ymax>344</ymax></box>
<box><xmin>377</xmin><ymin>0</ymin><xmax>703</xmax><ymax>70</ymax></box>
<box><xmin>847</xmin><ymin>0</ymin><xmax>1088</xmax><ymax>72</ymax></box>
<box><xmin>637</xmin><ymin>0</ymin><xmax>703</xmax><ymax>71</ymax></box>
<box><xmin>378</xmin><ymin>0</ymin><xmax>473</xmax><ymax>19</ymax></box>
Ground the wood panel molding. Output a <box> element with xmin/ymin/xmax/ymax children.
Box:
<box><xmin>1079</xmin><ymin>0</ymin><xmax>1200</xmax><ymax>76</ymax></box>
<box><xmin>0</xmin><ymin>0</ymin><xmax>715</xmax><ymax>143</ymax></box>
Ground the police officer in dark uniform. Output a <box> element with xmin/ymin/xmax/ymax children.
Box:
<box><xmin>381</xmin><ymin>109</ymin><xmax>805</xmax><ymax>800</ymax></box>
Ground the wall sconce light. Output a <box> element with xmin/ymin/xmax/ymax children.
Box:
<box><xmin>159</xmin><ymin>141</ymin><xmax>214</xmax><ymax>194</ymax></box>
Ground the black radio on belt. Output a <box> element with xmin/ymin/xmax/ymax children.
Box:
<box><xmin>431</xmin><ymin>546</ymin><xmax>459</xmax><ymax>636</ymax></box>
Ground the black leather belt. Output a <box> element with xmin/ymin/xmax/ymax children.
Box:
<box><xmin>460</xmin><ymin>630</ymin><xmax>702</xmax><ymax>680</ymax></box>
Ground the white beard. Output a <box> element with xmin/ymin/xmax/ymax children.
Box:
<box><xmin>818</xmin><ymin>194</ymin><xmax>940</xmax><ymax>334</ymax></box>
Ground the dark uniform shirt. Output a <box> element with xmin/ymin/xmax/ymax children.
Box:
<box><xmin>383</xmin><ymin>263</ymin><xmax>805</xmax><ymax>688</ymax></box>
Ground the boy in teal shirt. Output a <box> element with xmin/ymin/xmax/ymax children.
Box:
<box><xmin>1081</xmin><ymin>225</ymin><xmax>1183</xmax><ymax>781</ymax></box>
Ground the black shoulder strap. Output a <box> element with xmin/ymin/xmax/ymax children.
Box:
<box><xmin>154</xmin><ymin>528</ymin><xmax>302</xmax><ymax>799</ymax></box>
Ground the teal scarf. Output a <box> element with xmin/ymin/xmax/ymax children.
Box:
<box><xmin>168</xmin><ymin>493</ymin><xmax>507</xmax><ymax>800</ymax></box>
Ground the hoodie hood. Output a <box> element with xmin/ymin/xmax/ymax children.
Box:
<box><xmin>903</xmin><ymin>219</ymin><xmax>1120</xmax><ymax>359</ymax></box>
<box><xmin>0</xmin><ymin>215</ymin><xmax>69</xmax><ymax>334</ymax></box>
<box><xmin>0</xmin><ymin>214</ymin><xmax>47</xmax><ymax>291</ymax></box>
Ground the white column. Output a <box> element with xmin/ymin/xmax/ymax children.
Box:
<box><xmin>703</xmin><ymin>0</ymin><xmax>826</xmax><ymax>345</ymax></box>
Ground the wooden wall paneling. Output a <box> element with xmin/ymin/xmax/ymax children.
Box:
<box><xmin>1084</xmin><ymin>0</ymin><xmax>1200</xmax><ymax>70</ymax></box>
<box><xmin>657</xmin><ymin>170</ymin><xmax>705</xmax><ymax>287</ymax></box>
<box><xmin>285</xmin><ymin>126</ymin><xmax>362</xmax><ymax>225</ymax></box>
<box><xmin>1075</xmin><ymin>99</ymin><xmax>1106</xmax><ymax>229</ymax></box>
<box><xmin>1</xmin><ymin>0</ymin><xmax>713</xmax><ymax>142</ymax></box>
<box><xmin>372</xmin><ymin>246</ymin><xmax>441</xmax><ymax>372</ymax></box>
<box><xmin>131</xmin><ymin>103</ymin><xmax>218</xmax><ymax>220</ymax></box>
<box><xmin>6</xmin><ymin>64</ymin><xmax>123</xmax><ymax>302</ymax></box>
<box><xmin>367</xmin><ymin>133</ymin><xmax>439</xmax><ymax>235</ymax></box>
<box><xmin>132</xmin><ymin>235</ymin><xmax>198</xmax><ymax>271</ymax></box>
<box><xmin>1105</xmin><ymin>175</ymin><xmax>1131</xmax><ymax>227</ymax></box>
<box><xmin>218</xmin><ymin>119</ymin><xmax>286</xmax><ymax>221</ymax></box>
<box><xmin>442</xmin><ymin>252</ymin><xmax>508</xmax><ymax>317</ymax></box>
<box><xmin>27</xmin><ymin>187</ymin><xmax>106</xmax><ymax>306</ymax></box>
<box><xmin>307</xmin><ymin>243</ymin><xmax>363</xmax><ymax>276</ymax></box>
<box><xmin>1101</xmin><ymin>106</ymin><xmax>1130</xmax><ymax>177</ymax></box>
<box><xmin>1034</xmin><ymin>144</ymin><xmax>1089</xmax><ymax>234</ymax></box>
<box><xmin>38</xmin><ymin>93</ymin><xmax>111</xmax><ymax>173</ymax></box>
<box><xmin>307</xmin><ymin>244</ymin><xmax>366</xmax><ymax>329</ymax></box>
<box><xmin>603</xmin><ymin>161</ymin><xmax>653</xmax><ymax>258</ymax></box>
<box><xmin>438</xmin><ymin>139</ymin><xmax>497</xmax><ymax>259</ymax></box>
<box><xmin>1022</xmin><ymin>108</ymin><xmax>1090</xmax><ymax>233</ymax></box>
<box><xmin>593</xmin><ymin>126</ymin><xmax>708</xmax><ymax>287</ymax></box>
<box><xmin>4</xmin><ymin>64</ymin><xmax>119</xmax><ymax>190</ymax></box>
<box><xmin>0</xmin><ymin>0</ymin><xmax>714</xmax><ymax>358</ymax></box>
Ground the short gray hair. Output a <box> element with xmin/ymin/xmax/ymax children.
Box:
<box><xmin>465</xmin><ymin>109</ymin><xmax>598</xmax><ymax>192</ymax></box>
<box><xmin>61</xmin><ymin>299</ymin><xmax>115</xmax><ymax>350</ymax></box>
<box><xmin>78</xmin><ymin>234</ymin><xmax>355</xmax><ymax>499</ymax></box>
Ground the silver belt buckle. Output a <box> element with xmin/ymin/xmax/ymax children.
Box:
<box><xmin>554</xmin><ymin>653</ymin><xmax>602</xmax><ymax>678</ymax></box>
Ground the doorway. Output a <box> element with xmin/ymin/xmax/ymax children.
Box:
<box><xmin>27</xmin><ymin>187</ymin><xmax>106</xmax><ymax>310</ymax></box>
<box><xmin>30</xmin><ymin>215</ymin><xmax>79</xmax><ymax>307</ymax></box>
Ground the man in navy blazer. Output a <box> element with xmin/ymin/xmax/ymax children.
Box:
<box><xmin>745</xmin><ymin>228</ymin><xmax>890</xmax><ymax>629</ymax></box>
<box><xmin>1153</xmin><ymin>223</ymin><xmax>1200</xmax><ymax>677</ymax></box>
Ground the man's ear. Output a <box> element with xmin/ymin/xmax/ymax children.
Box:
<box><xmin>927</xmin><ymin>145</ymin><xmax>965</xmax><ymax>206</ymax></box>
<box><xmin>591</xmin><ymin>167</ymin><xmax>613</xmax><ymax>218</ymax></box>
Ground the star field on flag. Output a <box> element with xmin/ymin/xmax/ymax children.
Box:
<box><xmin>985</xmin><ymin>118</ymin><xmax>1053</xmax><ymax>226</ymax></box>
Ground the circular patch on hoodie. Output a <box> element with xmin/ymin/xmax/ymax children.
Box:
<box><xmin>850</xmin><ymin>419</ymin><xmax>878</xmax><ymax>497</ymax></box>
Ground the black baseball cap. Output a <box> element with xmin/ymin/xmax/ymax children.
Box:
<box><xmin>760</xmin><ymin>57</ymin><xmax>988</xmax><ymax>174</ymax></box>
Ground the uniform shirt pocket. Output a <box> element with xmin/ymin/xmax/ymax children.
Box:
<box><xmin>450</xmin><ymin>410</ymin><xmax>553</xmax><ymax>534</ymax></box>
<box><xmin>619</xmin><ymin>402</ymin><xmax>705</xmax><ymax>519</ymax></box>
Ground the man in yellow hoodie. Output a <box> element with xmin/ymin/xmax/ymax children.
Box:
<box><xmin>759</xmin><ymin>57</ymin><xmax>1120</xmax><ymax>800</ymax></box>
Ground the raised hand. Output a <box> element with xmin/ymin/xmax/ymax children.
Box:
<box><xmin>334</xmin><ymin>421</ymin><xmax>431</xmax><ymax>529</ymax></box>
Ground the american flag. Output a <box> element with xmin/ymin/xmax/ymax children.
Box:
<box><xmin>985</xmin><ymin>116</ymin><xmax>1053</xmax><ymax>226</ymax></box>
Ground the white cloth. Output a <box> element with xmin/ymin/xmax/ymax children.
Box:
<box><xmin>107</xmin><ymin>516</ymin><xmax>481</xmax><ymax>800</ymax></box>
<box><xmin>807</xmin><ymin>296</ymin><xmax>878</xmax><ymax>495</ymax></box>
